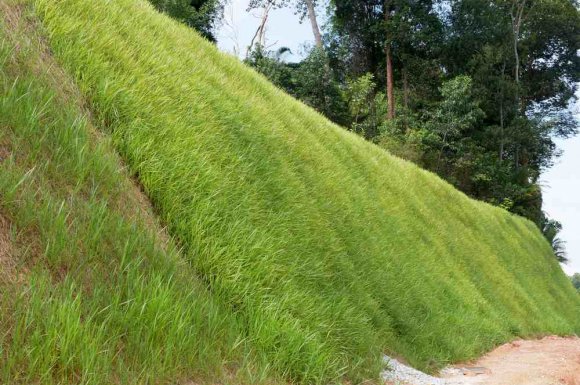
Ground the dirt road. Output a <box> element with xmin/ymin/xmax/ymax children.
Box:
<box><xmin>442</xmin><ymin>336</ymin><xmax>580</xmax><ymax>385</ymax></box>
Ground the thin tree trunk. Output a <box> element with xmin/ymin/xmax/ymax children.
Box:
<box><xmin>246</xmin><ymin>4</ymin><xmax>272</xmax><ymax>58</ymax></box>
<box><xmin>513</xmin><ymin>33</ymin><xmax>519</xmax><ymax>86</ymax></box>
<box><xmin>304</xmin><ymin>0</ymin><xmax>323</xmax><ymax>49</ymax></box>
<box><xmin>403</xmin><ymin>67</ymin><xmax>409</xmax><ymax>132</ymax></box>
<box><xmin>384</xmin><ymin>0</ymin><xmax>395</xmax><ymax>119</ymax></box>
<box><xmin>403</xmin><ymin>68</ymin><xmax>409</xmax><ymax>110</ymax></box>
<box><xmin>257</xmin><ymin>7</ymin><xmax>269</xmax><ymax>47</ymax></box>
<box><xmin>510</xmin><ymin>0</ymin><xmax>526</xmax><ymax>170</ymax></box>
<box><xmin>386</xmin><ymin>47</ymin><xmax>395</xmax><ymax>119</ymax></box>
<box><xmin>500</xmin><ymin>102</ymin><xmax>505</xmax><ymax>161</ymax></box>
<box><xmin>510</xmin><ymin>0</ymin><xmax>526</xmax><ymax>101</ymax></box>
<box><xmin>499</xmin><ymin>62</ymin><xmax>506</xmax><ymax>162</ymax></box>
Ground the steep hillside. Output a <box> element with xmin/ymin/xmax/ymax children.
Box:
<box><xmin>1</xmin><ymin>0</ymin><xmax>579</xmax><ymax>384</ymax></box>
<box><xmin>0</xmin><ymin>4</ymin><xmax>268</xmax><ymax>384</ymax></box>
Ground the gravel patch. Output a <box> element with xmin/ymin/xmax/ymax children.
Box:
<box><xmin>381</xmin><ymin>356</ymin><xmax>449</xmax><ymax>385</ymax></box>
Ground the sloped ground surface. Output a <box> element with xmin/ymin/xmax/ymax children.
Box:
<box><xmin>0</xmin><ymin>0</ymin><xmax>578</xmax><ymax>383</ymax></box>
<box><xmin>0</xmin><ymin>3</ymin><xmax>261</xmax><ymax>384</ymax></box>
<box><xmin>383</xmin><ymin>336</ymin><xmax>580</xmax><ymax>385</ymax></box>
<box><xmin>32</xmin><ymin>0</ymin><xmax>580</xmax><ymax>380</ymax></box>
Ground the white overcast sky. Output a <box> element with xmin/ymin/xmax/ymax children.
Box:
<box><xmin>541</xmin><ymin>101</ymin><xmax>580</xmax><ymax>275</ymax></box>
<box><xmin>216</xmin><ymin>0</ymin><xmax>316</xmax><ymax>60</ymax></box>
<box><xmin>216</xmin><ymin>1</ymin><xmax>580</xmax><ymax>275</ymax></box>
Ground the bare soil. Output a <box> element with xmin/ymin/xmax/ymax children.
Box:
<box><xmin>0</xmin><ymin>215</ymin><xmax>15</xmax><ymax>283</ymax></box>
<box><xmin>442</xmin><ymin>336</ymin><xmax>580</xmax><ymax>385</ymax></box>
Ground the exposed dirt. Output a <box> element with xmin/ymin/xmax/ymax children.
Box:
<box><xmin>0</xmin><ymin>215</ymin><xmax>15</xmax><ymax>283</ymax></box>
<box><xmin>0</xmin><ymin>1</ymin><xmax>24</xmax><ymax>33</ymax></box>
<box><xmin>0</xmin><ymin>140</ymin><xmax>10</xmax><ymax>162</ymax></box>
<box><xmin>441</xmin><ymin>336</ymin><xmax>580</xmax><ymax>385</ymax></box>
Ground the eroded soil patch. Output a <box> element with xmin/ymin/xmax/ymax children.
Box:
<box><xmin>0</xmin><ymin>215</ymin><xmax>15</xmax><ymax>283</ymax></box>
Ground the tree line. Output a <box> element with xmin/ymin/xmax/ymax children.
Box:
<box><xmin>148</xmin><ymin>0</ymin><xmax>579</xmax><ymax>261</ymax></box>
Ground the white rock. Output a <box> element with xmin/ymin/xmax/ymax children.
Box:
<box><xmin>381</xmin><ymin>355</ymin><xmax>449</xmax><ymax>385</ymax></box>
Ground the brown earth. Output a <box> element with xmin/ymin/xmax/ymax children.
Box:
<box><xmin>0</xmin><ymin>215</ymin><xmax>15</xmax><ymax>283</ymax></box>
<box><xmin>442</xmin><ymin>336</ymin><xmax>580</xmax><ymax>385</ymax></box>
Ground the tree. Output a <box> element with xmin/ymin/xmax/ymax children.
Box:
<box><xmin>248</xmin><ymin>0</ymin><xmax>579</xmax><ymax>231</ymax></box>
<box><xmin>571</xmin><ymin>274</ymin><xmax>580</xmax><ymax>292</ymax></box>
<box><xmin>427</xmin><ymin>75</ymin><xmax>484</xmax><ymax>169</ymax></box>
<box><xmin>442</xmin><ymin>0</ymin><xmax>579</xmax><ymax>225</ymax></box>
<box><xmin>245</xmin><ymin>47</ymin><xmax>350</xmax><ymax>126</ymax></box>
<box><xmin>508</xmin><ymin>0</ymin><xmax>527</xmax><ymax>91</ymax></box>
<box><xmin>248</xmin><ymin>0</ymin><xmax>324</xmax><ymax>49</ymax></box>
<box><xmin>542</xmin><ymin>217</ymin><xmax>568</xmax><ymax>263</ymax></box>
<box><xmin>246</xmin><ymin>2</ymin><xmax>274</xmax><ymax>57</ymax></box>
<box><xmin>383</xmin><ymin>0</ymin><xmax>395</xmax><ymax>119</ymax></box>
<box><xmin>331</xmin><ymin>0</ymin><xmax>443</xmax><ymax>120</ymax></box>
<box><xmin>147</xmin><ymin>0</ymin><xmax>223</xmax><ymax>41</ymax></box>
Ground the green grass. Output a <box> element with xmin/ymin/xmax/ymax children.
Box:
<box><xmin>0</xmin><ymin>4</ymin><xmax>273</xmax><ymax>384</ymax></box>
<box><xmin>1</xmin><ymin>0</ymin><xmax>579</xmax><ymax>384</ymax></box>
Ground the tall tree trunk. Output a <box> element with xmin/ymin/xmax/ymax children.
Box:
<box><xmin>402</xmin><ymin>67</ymin><xmax>409</xmax><ymax>109</ymax></box>
<box><xmin>510</xmin><ymin>0</ymin><xmax>526</xmax><ymax>102</ymax></box>
<box><xmin>385</xmin><ymin>44</ymin><xmax>395</xmax><ymax>119</ymax></box>
<box><xmin>403</xmin><ymin>67</ymin><xmax>409</xmax><ymax>132</ymax></box>
<box><xmin>304</xmin><ymin>0</ymin><xmax>323</xmax><ymax>49</ymax></box>
<box><xmin>500</xmin><ymin>101</ymin><xmax>505</xmax><ymax>161</ymax></box>
<box><xmin>510</xmin><ymin>0</ymin><xmax>526</xmax><ymax>170</ymax></box>
<box><xmin>384</xmin><ymin>0</ymin><xmax>395</xmax><ymax>119</ymax></box>
<box><xmin>499</xmin><ymin>62</ymin><xmax>506</xmax><ymax>162</ymax></box>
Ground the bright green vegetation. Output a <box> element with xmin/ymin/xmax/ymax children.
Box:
<box><xmin>0</xmin><ymin>4</ymin><xmax>267</xmax><ymax>384</ymax></box>
<box><xmin>247</xmin><ymin>0</ymin><xmax>580</xmax><ymax>228</ymax></box>
<box><xmin>1</xmin><ymin>0</ymin><xmax>579</xmax><ymax>384</ymax></box>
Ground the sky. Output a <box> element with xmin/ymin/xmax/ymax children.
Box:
<box><xmin>541</xmin><ymin>133</ymin><xmax>580</xmax><ymax>275</ymax></box>
<box><xmin>216</xmin><ymin>0</ymin><xmax>315</xmax><ymax>60</ymax></box>
<box><xmin>216</xmin><ymin>1</ymin><xmax>580</xmax><ymax>275</ymax></box>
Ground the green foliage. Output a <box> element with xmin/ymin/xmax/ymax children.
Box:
<box><xmin>147</xmin><ymin>0</ymin><xmax>222</xmax><ymax>41</ymax></box>
<box><xmin>441</xmin><ymin>0</ymin><xmax>579</xmax><ymax>224</ymax></box>
<box><xmin>571</xmin><ymin>274</ymin><xmax>580</xmax><ymax>293</ymax></box>
<box><xmin>324</xmin><ymin>0</ymin><xmax>580</xmax><ymax>230</ymax></box>
<box><xmin>245</xmin><ymin>46</ymin><xmax>294</xmax><ymax>89</ymax></box>
<box><xmin>343</xmin><ymin>73</ymin><xmax>386</xmax><ymax>137</ymax></box>
<box><xmin>25</xmin><ymin>0</ymin><xmax>580</xmax><ymax>383</ymax></box>
<box><xmin>425</xmin><ymin>75</ymin><xmax>484</xmax><ymax>161</ymax></box>
<box><xmin>0</xmin><ymin>8</ymin><xmax>259</xmax><ymax>384</ymax></box>
<box><xmin>246</xmin><ymin>47</ymin><xmax>350</xmax><ymax>126</ymax></box>
<box><xmin>542</xmin><ymin>217</ymin><xmax>568</xmax><ymax>263</ymax></box>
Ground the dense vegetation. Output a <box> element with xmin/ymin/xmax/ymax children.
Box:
<box><xmin>1</xmin><ymin>0</ymin><xmax>579</xmax><ymax>384</ymax></box>
<box><xmin>242</xmin><ymin>0</ymin><xmax>580</xmax><ymax>237</ymax></box>
<box><xmin>572</xmin><ymin>273</ymin><xmax>580</xmax><ymax>293</ymax></box>
<box><xmin>0</xmin><ymin>4</ymin><xmax>261</xmax><ymax>383</ymax></box>
<box><xmin>147</xmin><ymin>0</ymin><xmax>223</xmax><ymax>41</ymax></box>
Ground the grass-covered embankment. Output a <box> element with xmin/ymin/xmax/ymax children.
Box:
<box><xmin>1</xmin><ymin>0</ymin><xmax>579</xmax><ymax>383</ymax></box>
<box><xmin>0</xmin><ymin>3</ymin><xmax>273</xmax><ymax>384</ymax></box>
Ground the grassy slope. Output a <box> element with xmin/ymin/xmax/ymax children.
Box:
<box><xmin>0</xmin><ymin>3</ymin><xmax>276</xmax><ymax>384</ymax></box>
<box><xmin>1</xmin><ymin>0</ymin><xmax>579</xmax><ymax>383</ymax></box>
